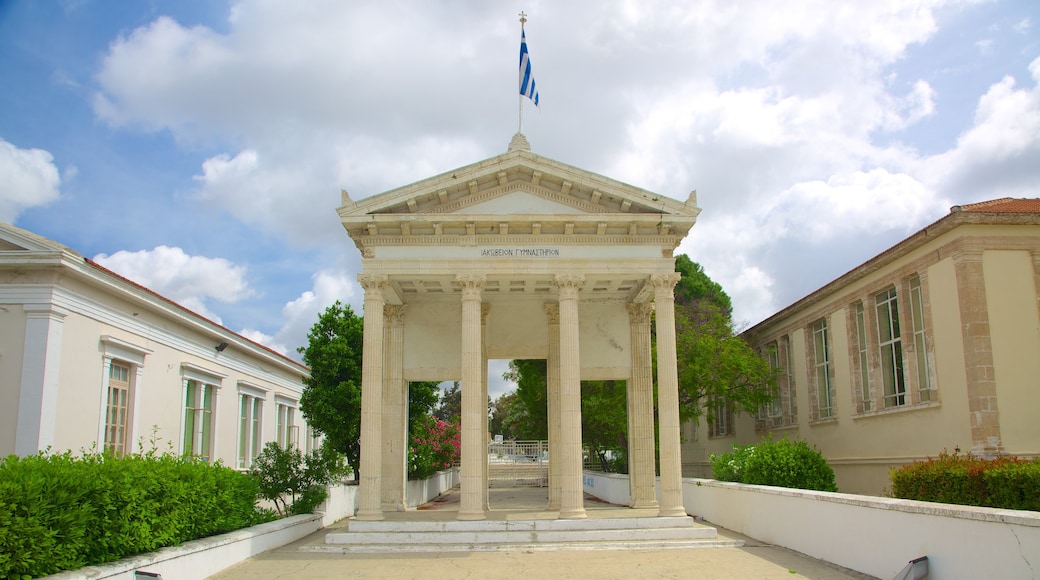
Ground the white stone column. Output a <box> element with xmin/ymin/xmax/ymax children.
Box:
<box><xmin>554</xmin><ymin>274</ymin><xmax>587</xmax><ymax>519</ymax></box>
<box><xmin>381</xmin><ymin>304</ymin><xmax>407</xmax><ymax>511</ymax></box>
<box><xmin>544</xmin><ymin>303</ymin><xmax>562</xmax><ymax>510</ymax></box>
<box><xmin>652</xmin><ymin>273</ymin><xmax>686</xmax><ymax>517</ymax></box>
<box><xmin>16</xmin><ymin>304</ymin><xmax>68</xmax><ymax>456</ymax></box>
<box><xmin>626</xmin><ymin>302</ymin><xmax>659</xmax><ymax>509</ymax></box>
<box><xmin>356</xmin><ymin>274</ymin><xmax>388</xmax><ymax>521</ymax></box>
<box><xmin>457</xmin><ymin>274</ymin><xmax>487</xmax><ymax>520</ymax></box>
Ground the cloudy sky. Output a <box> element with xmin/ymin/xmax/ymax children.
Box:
<box><xmin>2</xmin><ymin>0</ymin><xmax>1038</xmax><ymax>400</ymax></box>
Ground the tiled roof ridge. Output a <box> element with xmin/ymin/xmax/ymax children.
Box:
<box><xmin>954</xmin><ymin>197</ymin><xmax>1040</xmax><ymax>213</ymax></box>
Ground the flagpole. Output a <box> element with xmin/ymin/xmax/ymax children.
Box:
<box><xmin>518</xmin><ymin>11</ymin><xmax>526</xmax><ymax>135</ymax></box>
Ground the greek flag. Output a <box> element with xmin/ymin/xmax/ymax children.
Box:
<box><xmin>519</xmin><ymin>29</ymin><xmax>539</xmax><ymax>106</ymax></box>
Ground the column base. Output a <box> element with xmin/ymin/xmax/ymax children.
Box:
<box><xmin>657</xmin><ymin>506</ymin><xmax>687</xmax><ymax>517</ymax></box>
<box><xmin>630</xmin><ymin>500</ymin><xmax>659</xmax><ymax>510</ymax></box>
<box><xmin>558</xmin><ymin>508</ymin><xmax>587</xmax><ymax>520</ymax></box>
<box><xmin>355</xmin><ymin>509</ymin><xmax>385</xmax><ymax>521</ymax></box>
<box><xmin>457</xmin><ymin>510</ymin><xmax>487</xmax><ymax>521</ymax></box>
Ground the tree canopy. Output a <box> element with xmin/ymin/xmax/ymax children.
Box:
<box><xmin>298</xmin><ymin>301</ymin><xmax>438</xmax><ymax>480</ymax></box>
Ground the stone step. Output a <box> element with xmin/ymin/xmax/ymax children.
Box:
<box><xmin>344</xmin><ymin>515</ymin><xmax>698</xmax><ymax>534</ymax></box>
<box><xmin>326</xmin><ymin>525</ymin><xmax>716</xmax><ymax>546</ymax></box>
<box><xmin>322</xmin><ymin>515</ymin><xmax>738</xmax><ymax>553</ymax></box>
<box><xmin>308</xmin><ymin>537</ymin><xmax>744</xmax><ymax>554</ymax></box>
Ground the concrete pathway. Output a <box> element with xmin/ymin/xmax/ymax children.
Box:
<box><xmin>211</xmin><ymin>488</ymin><xmax>876</xmax><ymax>579</ymax></box>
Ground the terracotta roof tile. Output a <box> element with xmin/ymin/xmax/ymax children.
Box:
<box><xmin>955</xmin><ymin>197</ymin><xmax>1040</xmax><ymax>214</ymax></box>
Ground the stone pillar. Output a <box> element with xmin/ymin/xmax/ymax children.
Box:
<box><xmin>457</xmin><ymin>274</ymin><xmax>487</xmax><ymax>520</ymax></box>
<box><xmin>652</xmin><ymin>273</ymin><xmax>686</xmax><ymax>517</ymax></box>
<box><xmin>481</xmin><ymin>303</ymin><xmax>491</xmax><ymax>510</ymax></box>
<box><xmin>544</xmin><ymin>303</ymin><xmax>562</xmax><ymax>510</ymax></box>
<box><xmin>626</xmin><ymin>302</ymin><xmax>658</xmax><ymax>509</ymax></box>
<box><xmin>953</xmin><ymin>250</ymin><xmax>1003</xmax><ymax>457</ymax></box>
<box><xmin>381</xmin><ymin>304</ymin><xmax>408</xmax><ymax>511</ymax></box>
<box><xmin>356</xmin><ymin>274</ymin><xmax>388</xmax><ymax>520</ymax></box>
<box><xmin>16</xmin><ymin>304</ymin><xmax>68</xmax><ymax>456</ymax></box>
<box><xmin>554</xmin><ymin>274</ymin><xmax>587</xmax><ymax>519</ymax></box>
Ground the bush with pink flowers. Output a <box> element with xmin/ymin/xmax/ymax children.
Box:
<box><xmin>408</xmin><ymin>414</ymin><xmax>461</xmax><ymax>480</ymax></box>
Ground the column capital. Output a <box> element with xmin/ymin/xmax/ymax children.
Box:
<box><xmin>358</xmin><ymin>274</ymin><xmax>389</xmax><ymax>294</ymax></box>
<box><xmin>553</xmin><ymin>273</ymin><xmax>586</xmax><ymax>289</ymax></box>
<box><xmin>384</xmin><ymin>304</ymin><xmax>408</xmax><ymax>324</ymax></box>
<box><xmin>544</xmin><ymin>303</ymin><xmax>560</xmax><ymax>324</ymax></box>
<box><xmin>481</xmin><ymin>303</ymin><xmax>491</xmax><ymax>323</ymax></box>
<box><xmin>455</xmin><ymin>274</ymin><xmax>487</xmax><ymax>301</ymax></box>
<box><xmin>626</xmin><ymin>302</ymin><xmax>654</xmax><ymax>324</ymax></box>
<box><xmin>553</xmin><ymin>274</ymin><xmax>585</xmax><ymax>302</ymax></box>
<box><xmin>649</xmin><ymin>272</ymin><xmax>681</xmax><ymax>290</ymax></box>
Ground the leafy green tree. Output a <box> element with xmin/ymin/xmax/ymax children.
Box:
<box><xmin>298</xmin><ymin>301</ymin><xmax>364</xmax><ymax>478</ymax></box>
<box><xmin>489</xmin><ymin>391</ymin><xmax>534</xmax><ymax>440</ymax></box>
<box><xmin>502</xmin><ymin>359</ymin><xmax>549</xmax><ymax>439</ymax></box>
<box><xmin>434</xmin><ymin>381</ymin><xmax>462</xmax><ymax>422</ymax></box>
<box><xmin>581</xmin><ymin>379</ymin><xmax>629</xmax><ymax>472</ymax></box>
<box><xmin>672</xmin><ymin>257</ymin><xmax>774</xmax><ymax>427</ymax></box>
<box><xmin>297</xmin><ymin>301</ymin><xmax>440</xmax><ymax>480</ymax></box>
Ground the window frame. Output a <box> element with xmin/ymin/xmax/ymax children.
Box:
<box><xmin>237</xmin><ymin>381</ymin><xmax>268</xmax><ymax>469</ymax></box>
<box><xmin>275</xmin><ymin>395</ymin><xmax>300</xmax><ymax>449</ymax></box>
<box><xmin>810</xmin><ymin>318</ymin><xmax>834</xmax><ymax>420</ymax></box>
<box><xmin>875</xmin><ymin>286</ymin><xmax>907</xmax><ymax>408</ymax></box>
<box><xmin>97</xmin><ymin>336</ymin><xmax>150</xmax><ymax>456</ymax></box>
<box><xmin>180</xmin><ymin>364</ymin><xmax>225</xmax><ymax>461</ymax></box>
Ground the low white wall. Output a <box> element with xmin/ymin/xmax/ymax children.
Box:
<box><xmin>407</xmin><ymin>467</ymin><xmax>460</xmax><ymax>508</ymax></box>
<box><xmin>44</xmin><ymin>514</ymin><xmax>322</xmax><ymax>580</ymax></box>
<box><xmin>318</xmin><ymin>480</ymin><xmax>359</xmax><ymax>526</ymax></box>
<box><xmin>582</xmin><ymin>472</ymin><xmax>1040</xmax><ymax>579</ymax></box>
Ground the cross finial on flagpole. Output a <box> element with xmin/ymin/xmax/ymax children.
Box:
<box><xmin>519</xmin><ymin>11</ymin><xmax>527</xmax><ymax>25</ymax></box>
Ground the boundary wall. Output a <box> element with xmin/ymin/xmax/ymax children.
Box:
<box><xmin>583</xmin><ymin>471</ymin><xmax>1040</xmax><ymax>579</ymax></box>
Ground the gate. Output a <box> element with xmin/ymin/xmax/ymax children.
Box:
<box><xmin>488</xmin><ymin>440</ymin><xmax>548</xmax><ymax>487</ymax></box>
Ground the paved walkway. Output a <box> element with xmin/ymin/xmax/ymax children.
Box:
<box><xmin>211</xmin><ymin>488</ymin><xmax>876</xmax><ymax>580</ymax></box>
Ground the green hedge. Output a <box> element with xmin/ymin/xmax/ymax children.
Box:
<box><xmin>890</xmin><ymin>451</ymin><xmax>1040</xmax><ymax>511</ymax></box>
<box><xmin>0</xmin><ymin>450</ymin><xmax>273</xmax><ymax>579</ymax></box>
<box><xmin>710</xmin><ymin>436</ymin><xmax>838</xmax><ymax>492</ymax></box>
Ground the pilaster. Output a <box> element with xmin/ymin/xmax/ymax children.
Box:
<box><xmin>651</xmin><ymin>273</ymin><xmax>686</xmax><ymax>517</ymax></box>
<box><xmin>381</xmin><ymin>304</ymin><xmax>408</xmax><ymax>511</ymax></box>
<box><xmin>626</xmin><ymin>302</ymin><xmax>658</xmax><ymax>509</ymax></box>
<box><xmin>16</xmin><ymin>304</ymin><xmax>68</xmax><ymax>456</ymax></box>
<box><xmin>544</xmin><ymin>303</ymin><xmax>562</xmax><ymax>510</ymax></box>
<box><xmin>356</xmin><ymin>274</ymin><xmax>388</xmax><ymax>521</ymax></box>
<box><xmin>953</xmin><ymin>251</ymin><xmax>1003</xmax><ymax>457</ymax></box>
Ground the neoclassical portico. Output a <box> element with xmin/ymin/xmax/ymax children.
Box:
<box><xmin>339</xmin><ymin>136</ymin><xmax>700</xmax><ymax>521</ymax></box>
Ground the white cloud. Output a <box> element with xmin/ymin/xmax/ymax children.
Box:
<box><xmin>86</xmin><ymin>0</ymin><xmax>1038</xmax><ymax>334</ymax></box>
<box><xmin>922</xmin><ymin>55</ymin><xmax>1040</xmax><ymax>199</ymax></box>
<box><xmin>0</xmin><ymin>138</ymin><xmax>61</xmax><ymax>223</ymax></box>
<box><xmin>93</xmin><ymin>246</ymin><xmax>253</xmax><ymax>323</ymax></box>
<box><xmin>242</xmin><ymin>269</ymin><xmax>356</xmax><ymax>359</ymax></box>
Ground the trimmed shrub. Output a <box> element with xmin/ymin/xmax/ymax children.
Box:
<box><xmin>711</xmin><ymin>436</ymin><xmax>837</xmax><ymax>492</ymax></box>
<box><xmin>250</xmin><ymin>441</ymin><xmax>346</xmax><ymax>516</ymax></box>
<box><xmin>0</xmin><ymin>449</ymin><xmax>271</xmax><ymax>579</ymax></box>
<box><xmin>890</xmin><ymin>451</ymin><xmax>1040</xmax><ymax>511</ymax></box>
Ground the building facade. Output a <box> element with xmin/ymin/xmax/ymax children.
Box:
<box><xmin>0</xmin><ymin>223</ymin><xmax>314</xmax><ymax>468</ymax></box>
<box><xmin>680</xmin><ymin>198</ymin><xmax>1040</xmax><ymax>495</ymax></box>
<box><xmin>338</xmin><ymin>135</ymin><xmax>701</xmax><ymax>520</ymax></box>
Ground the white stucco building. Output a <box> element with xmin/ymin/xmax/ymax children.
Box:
<box><xmin>0</xmin><ymin>223</ymin><xmax>313</xmax><ymax>467</ymax></box>
<box><xmin>682</xmin><ymin>198</ymin><xmax>1040</xmax><ymax>495</ymax></box>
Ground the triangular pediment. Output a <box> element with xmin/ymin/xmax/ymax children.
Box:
<box><xmin>0</xmin><ymin>223</ymin><xmax>67</xmax><ymax>253</ymax></box>
<box><xmin>338</xmin><ymin>149</ymin><xmax>701</xmax><ymax>247</ymax></box>
<box><xmin>453</xmin><ymin>190</ymin><xmax>585</xmax><ymax>215</ymax></box>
